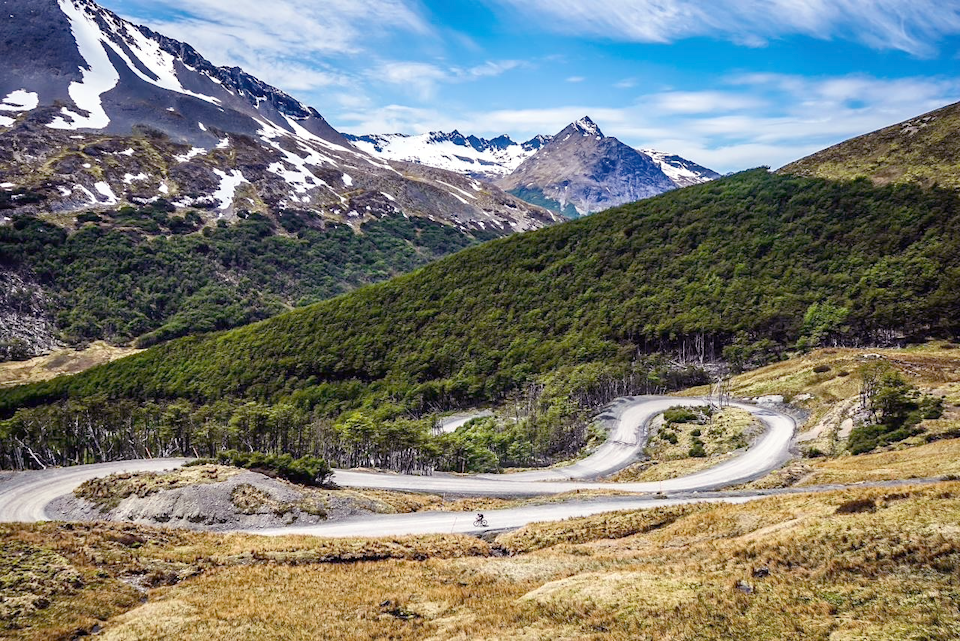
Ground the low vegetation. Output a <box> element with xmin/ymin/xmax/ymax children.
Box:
<box><xmin>612</xmin><ymin>406</ymin><xmax>760</xmax><ymax>482</ymax></box>
<box><xmin>75</xmin><ymin>465</ymin><xmax>242</xmax><ymax>511</ymax></box>
<box><xmin>0</xmin><ymin>343</ymin><xmax>138</xmax><ymax>389</ymax></box>
<box><xmin>211</xmin><ymin>450</ymin><xmax>332</xmax><ymax>486</ymax></box>
<box><xmin>4</xmin><ymin>483</ymin><xmax>957</xmax><ymax>639</ymax></box>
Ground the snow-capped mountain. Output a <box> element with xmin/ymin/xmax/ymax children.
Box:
<box><xmin>344</xmin><ymin>131</ymin><xmax>552</xmax><ymax>179</ymax></box>
<box><xmin>0</xmin><ymin>0</ymin><xmax>555</xmax><ymax>233</ymax></box>
<box><xmin>497</xmin><ymin>117</ymin><xmax>701</xmax><ymax>217</ymax></box>
<box><xmin>349</xmin><ymin>118</ymin><xmax>718</xmax><ymax>216</ymax></box>
<box><xmin>641</xmin><ymin>149</ymin><xmax>720</xmax><ymax>188</ymax></box>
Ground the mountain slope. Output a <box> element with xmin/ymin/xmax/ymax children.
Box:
<box><xmin>779</xmin><ymin>100</ymin><xmax>960</xmax><ymax>188</ymax></box>
<box><xmin>0</xmin><ymin>0</ymin><xmax>557</xmax><ymax>356</ymax></box>
<box><xmin>496</xmin><ymin>117</ymin><xmax>678</xmax><ymax>216</ymax></box>
<box><xmin>641</xmin><ymin>149</ymin><xmax>720</xmax><ymax>188</ymax></box>
<box><xmin>345</xmin><ymin>131</ymin><xmax>551</xmax><ymax>179</ymax></box>
<box><xmin>0</xmin><ymin>0</ymin><xmax>553</xmax><ymax>230</ymax></box>
<box><xmin>5</xmin><ymin>169</ymin><xmax>959</xmax><ymax>422</ymax></box>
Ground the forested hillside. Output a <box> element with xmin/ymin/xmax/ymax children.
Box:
<box><xmin>0</xmin><ymin>205</ymin><xmax>493</xmax><ymax>350</ymax></box>
<box><xmin>3</xmin><ymin>170</ymin><xmax>959</xmax><ymax>469</ymax></box>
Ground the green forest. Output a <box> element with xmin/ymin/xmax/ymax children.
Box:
<box><xmin>3</xmin><ymin>170</ymin><xmax>959</xmax><ymax>469</ymax></box>
<box><xmin>0</xmin><ymin>202</ymin><xmax>493</xmax><ymax>348</ymax></box>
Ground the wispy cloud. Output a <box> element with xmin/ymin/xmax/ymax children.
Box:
<box><xmin>114</xmin><ymin>0</ymin><xmax>429</xmax><ymax>91</ymax></box>
<box><xmin>373</xmin><ymin>59</ymin><xmax>526</xmax><ymax>99</ymax></box>
<box><xmin>485</xmin><ymin>0</ymin><xmax>960</xmax><ymax>57</ymax></box>
<box><xmin>566</xmin><ymin>76</ymin><xmax>586</xmax><ymax>83</ymax></box>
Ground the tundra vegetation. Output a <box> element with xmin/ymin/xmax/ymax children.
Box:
<box><xmin>2</xmin><ymin>170</ymin><xmax>960</xmax><ymax>471</ymax></box>
<box><xmin>2</xmin><ymin>482</ymin><xmax>958</xmax><ymax>639</ymax></box>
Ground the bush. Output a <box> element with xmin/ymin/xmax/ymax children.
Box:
<box><xmin>835</xmin><ymin>498</ymin><xmax>876</xmax><ymax>514</ymax></box>
<box><xmin>663</xmin><ymin>407</ymin><xmax>704</xmax><ymax>425</ymax></box>
<box><xmin>688</xmin><ymin>442</ymin><xmax>707</xmax><ymax>458</ymax></box>
<box><xmin>216</xmin><ymin>450</ymin><xmax>333</xmax><ymax>486</ymax></box>
<box><xmin>813</xmin><ymin>365</ymin><xmax>831</xmax><ymax>374</ymax></box>
<box><xmin>661</xmin><ymin>431</ymin><xmax>679</xmax><ymax>445</ymax></box>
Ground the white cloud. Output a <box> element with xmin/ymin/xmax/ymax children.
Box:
<box><xmin>113</xmin><ymin>0</ymin><xmax>429</xmax><ymax>91</ymax></box>
<box><xmin>485</xmin><ymin>0</ymin><xmax>960</xmax><ymax>57</ymax></box>
<box><xmin>373</xmin><ymin>59</ymin><xmax>526</xmax><ymax>99</ymax></box>
<box><xmin>566</xmin><ymin>76</ymin><xmax>586</xmax><ymax>83</ymax></box>
<box><xmin>645</xmin><ymin>91</ymin><xmax>766</xmax><ymax>114</ymax></box>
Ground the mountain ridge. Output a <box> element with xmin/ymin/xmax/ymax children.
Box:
<box><xmin>778</xmin><ymin>100</ymin><xmax>960</xmax><ymax>189</ymax></box>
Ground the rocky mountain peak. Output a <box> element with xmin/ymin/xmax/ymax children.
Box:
<box><xmin>572</xmin><ymin>116</ymin><xmax>603</xmax><ymax>137</ymax></box>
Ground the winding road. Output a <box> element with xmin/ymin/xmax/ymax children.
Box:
<box><xmin>0</xmin><ymin>396</ymin><xmax>797</xmax><ymax>535</ymax></box>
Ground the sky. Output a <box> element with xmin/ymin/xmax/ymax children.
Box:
<box><xmin>101</xmin><ymin>0</ymin><xmax>960</xmax><ymax>172</ymax></box>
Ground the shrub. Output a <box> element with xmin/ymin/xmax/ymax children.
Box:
<box><xmin>813</xmin><ymin>364</ymin><xmax>831</xmax><ymax>374</ymax></box>
<box><xmin>661</xmin><ymin>431</ymin><xmax>679</xmax><ymax>445</ymax></box>
<box><xmin>216</xmin><ymin>450</ymin><xmax>333</xmax><ymax>486</ymax></box>
<box><xmin>835</xmin><ymin>498</ymin><xmax>876</xmax><ymax>514</ymax></box>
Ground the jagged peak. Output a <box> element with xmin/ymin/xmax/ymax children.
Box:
<box><xmin>572</xmin><ymin>116</ymin><xmax>602</xmax><ymax>137</ymax></box>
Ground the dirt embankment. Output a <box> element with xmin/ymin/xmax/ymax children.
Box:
<box><xmin>47</xmin><ymin>465</ymin><xmax>402</xmax><ymax>531</ymax></box>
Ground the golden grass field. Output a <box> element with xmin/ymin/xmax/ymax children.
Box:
<box><xmin>0</xmin><ymin>342</ymin><xmax>138</xmax><ymax>388</ymax></box>
<box><xmin>3</xmin><ymin>482</ymin><xmax>958</xmax><ymax>640</ymax></box>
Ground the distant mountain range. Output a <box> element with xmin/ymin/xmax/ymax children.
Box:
<box><xmin>0</xmin><ymin>0</ymin><xmax>554</xmax><ymax>233</ymax></box>
<box><xmin>498</xmin><ymin>117</ymin><xmax>718</xmax><ymax>216</ymax></box>
<box><xmin>350</xmin><ymin>117</ymin><xmax>719</xmax><ymax>217</ymax></box>
<box><xmin>345</xmin><ymin>131</ymin><xmax>551</xmax><ymax>179</ymax></box>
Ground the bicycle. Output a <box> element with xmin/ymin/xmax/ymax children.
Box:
<box><xmin>473</xmin><ymin>514</ymin><xmax>488</xmax><ymax>528</ymax></box>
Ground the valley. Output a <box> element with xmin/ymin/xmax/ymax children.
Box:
<box><xmin>2</xmin><ymin>0</ymin><xmax>960</xmax><ymax>639</ymax></box>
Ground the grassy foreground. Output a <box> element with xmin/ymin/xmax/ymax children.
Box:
<box><xmin>3</xmin><ymin>482</ymin><xmax>958</xmax><ymax>640</ymax></box>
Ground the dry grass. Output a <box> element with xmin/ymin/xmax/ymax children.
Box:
<box><xmin>76</xmin><ymin>465</ymin><xmax>242</xmax><ymax>510</ymax></box>
<box><xmin>75</xmin><ymin>482</ymin><xmax>960</xmax><ymax>640</ymax></box>
<box><xmin>611</xmin><ymin>408</ymin><xmax>760</xmax><ymax>482</ymax></box>
<box><xmin>682</xmin><ymin>344</ymin><xmax>960</xmax><ymax>458</ymax></box>
<box><xmin>0</xmin><ymin>522</ymin><xmax>490</xmax><ymax>640</ymax></box>
<box><xmin>0</xmin><ymin>342</ymin><xmax>139</xmax><ymax>388</ymax></box>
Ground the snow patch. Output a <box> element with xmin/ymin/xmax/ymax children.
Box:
<box><xmin>0</xmin><ymin>90</ymin><xmax>39</xmax><ymax>112</ymax></box>
<box><xmin>94</xmin><ymin>181</ymin><xmax>118</xmax><ymax>204</ymax></box>
<box><xmin>435</xmin><ymin>180</ymin><xmax>476</xmax><ymax>201</ymax></box>
<box><xmin>380</xmin><ymin>191</ymin><xmax>395</xmax><ymax>202</ymax></box>
<box><xmin>0</xmin><ymin>115</ymin><xmax>13</xmax><ymax>127</ymax></box>
<box><xmin>73</xmin><ymin>184</ymin><xmax>97</xmax><ymax>203</ymax></box>
<box><xmin>211</xmin><ymin>169</ymin><xmax>247</xmax><ymax>210</ymax></box>
<box><xmin>47</xmin><ymin>0</ymin><xmax>120</xmax><ymax>130</ymax></box>
<box><xmin>216</xmin><ymin>137</ymin><xmax>230</xmax><ymax>149</ymax></box>
<box><xmin>198</xmin><ymin>122</ymin><xmax>207</xmax><ymax>131</ymax></box>
<box><xmin>123</xmin><ymin>172</ymin><xmax>148</xmax><ymax>184</ymax></box>
<box><xmin>0</xmin><ymin>183</ymin><xmax>16</xmax><ymax>189</ymax></box>
<box><xmin>341</xmin><ymin>173</ymin><xmax>353</xmax><ymax>187</ymax></box>
<box><xmin>118</xmin><ymin>148</ymin><xmax>135</xmax><ymax>156</ymax></box>
<box><xmin>158</xmin><ymin>182</ymin><xmax>169</xmax><ymax>194</ymax></box>
<box><xmin>175</xmin><ymin>147</ymin><xmax>206</xmax><ymax>163</ymax></box>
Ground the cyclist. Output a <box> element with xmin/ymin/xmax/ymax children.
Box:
<box><xmin>475</xmin><ymin>513</ymin><xmax>486</xmax><ymax>527</ymax></box>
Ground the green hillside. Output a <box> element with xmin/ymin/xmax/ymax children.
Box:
<box><xmin>779</xmin><ymin>100</ymin><xmax>960</xmax><ymax>188</ymax></box>
<box><xmin>3</xmin><ymin>169</ymin><xmax>959</xmax><ymax>468</ymax></box>
<box><xmin>0</xmin><ymin>206</ymin><xmax>493</xmax><ymax>350</ymax></box>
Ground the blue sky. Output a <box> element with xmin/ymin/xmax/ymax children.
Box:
<box><xmin>103</xmin><ymin>0</ymin><xmax>960</xmax><ymax>172</ymax></box>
